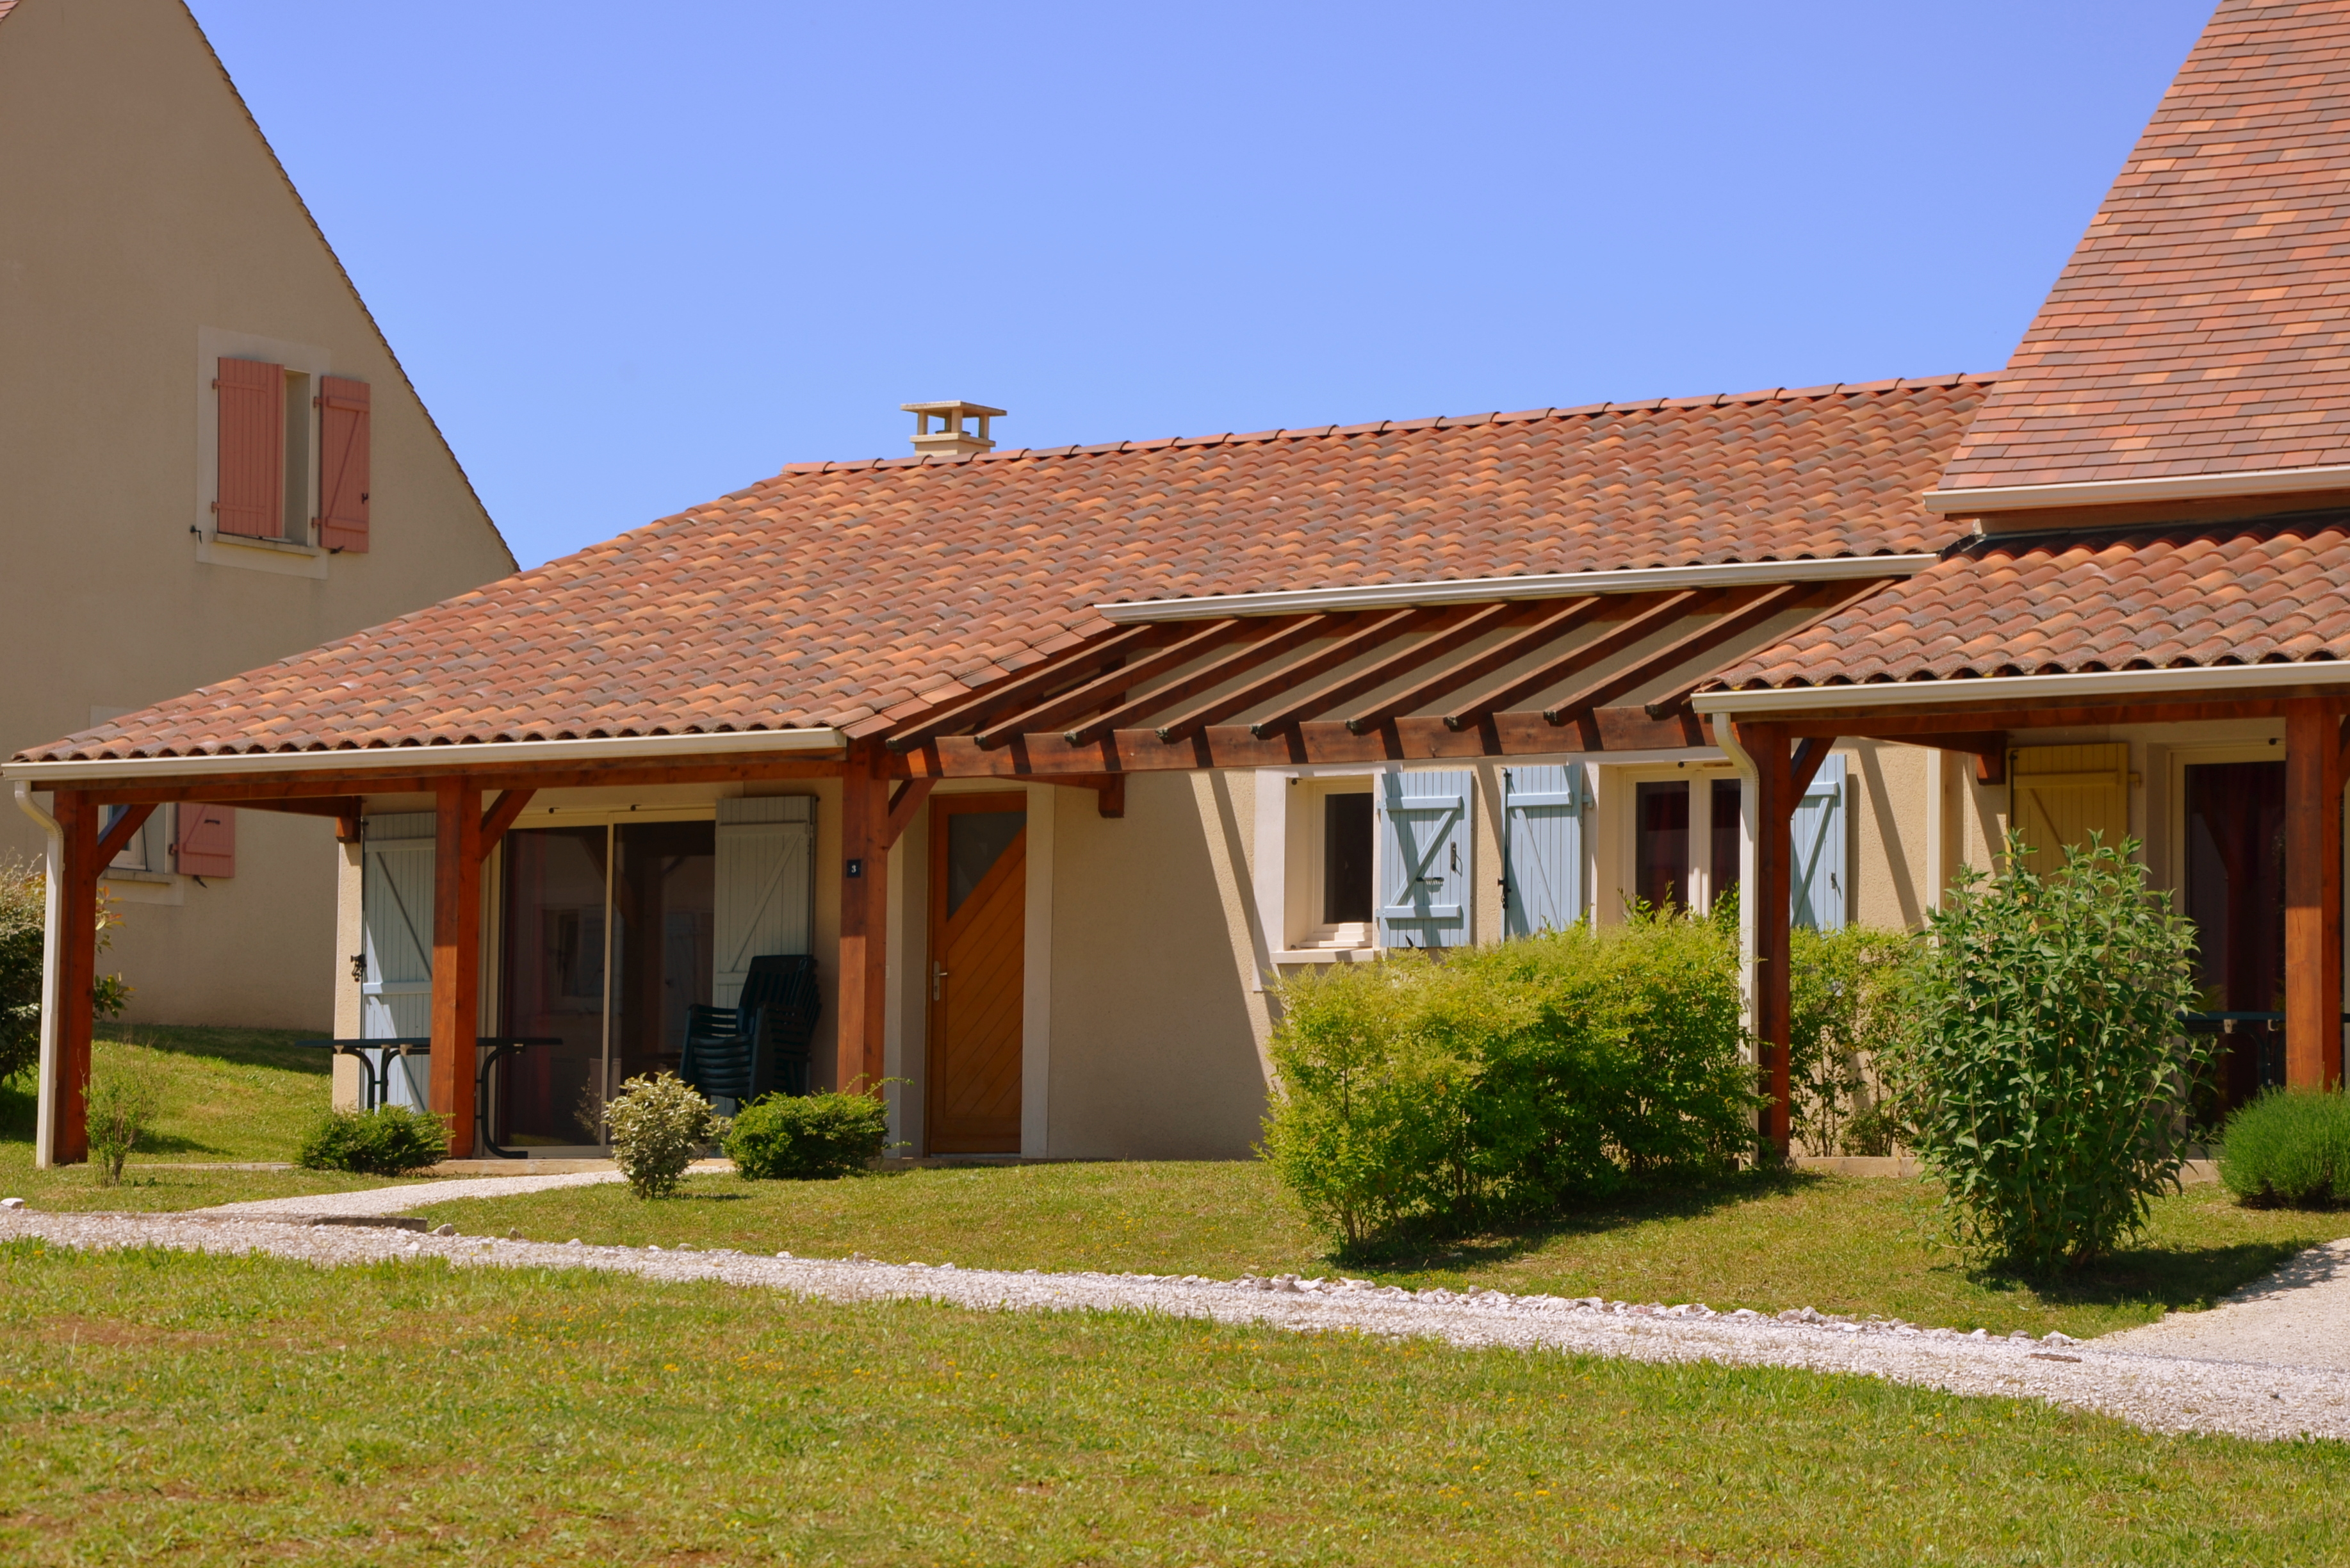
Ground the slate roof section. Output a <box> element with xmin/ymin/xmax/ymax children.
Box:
<box><xmin>1713</xmin><ymin>522</ymin><xmax>2350</xmax><ymax>690</ymax></box>
<box><xmin>1939</xmin><ymin>0</ymin><xmax>2350</xmax><ymax>493</ymax></box>
<box><xmin>17</xmin><ymin>379</ymin><xmax>1988</xmax><ymax>762</ymax></box>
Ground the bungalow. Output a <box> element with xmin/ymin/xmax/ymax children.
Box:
<box><xmin>8</xmin><ymin>0</ymin><xmax>2346</xmax><ymax>1168</ymax></box>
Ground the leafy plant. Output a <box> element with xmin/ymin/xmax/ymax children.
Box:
<box><xmin>295</xmin><ymin>1104</ymin><xmax>449</xmax><ymax>1177</ymax></box>
<box><xmin>85</xmin><ymin>1055</ymin><xmax>161</xmax><ymax>1186</ymax></box>
<box><xmin>1885</xmin><ymin>833</ymin><xmax>2207</xmax><ymax>1273</ymax></box>
<box><xmin>0</xmin><ymin>856</ymin><xmax>132</xmax><ymax>1084</ymax></box>
<box><xmin>607</xmin><ymin>1072</ymin><xmax>717</xmax><ymax>1198</ymax></box>
<box><xmin>2217</xmin><ymin>1088</ymin><xmax>2350</xmax><ymax>1207</ymax></box>
<box><xmin>724</xmin><ymin>1090</ymin><xmax>891</xmax><ymax>1180</ymax></box>
<box><xmin>1788</xmin><ymin>924</ymin><xmax>1917</xmax><ymax>1156</ymax></box>
<box><xmin>1261</xmin><ymin>911</ymin><xmax>1757</xmax><ymax>1247</ymax></box>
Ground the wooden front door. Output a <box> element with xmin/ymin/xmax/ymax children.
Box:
<box><xmin>926</xmin><ymin>794</ymin><xmax>1027</xmax><ymax>1154</ymax></box>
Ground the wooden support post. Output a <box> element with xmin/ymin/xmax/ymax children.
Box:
<box><xmin>430</xmin><ymin>776</ymin><xmax>483</xmax><ymax>1158</ymax></box>
<box><xmin>2285</xmin><ymin>698</ymin><xmax>2346</xmax><ymax>1089</ymax></box>
<box><xmin>49</xmin><ymin>793</ymin><xmax>99</xmax><ymax>1166</ymax></box>
<box><xmin>1738</xmin><ymin>721</ymin><xmax>1800</xmax><ymax>1159</ymax></box>
<box><xmin>836</xmin><ymin>745</ymin><xmax>891</xmax><ymax>1097</ymax></box>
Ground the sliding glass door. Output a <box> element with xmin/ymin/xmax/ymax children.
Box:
<box><xmin>496</xmin><ymin>819</ymin><xmax>716</xmax><ymax>1149</ymax></box>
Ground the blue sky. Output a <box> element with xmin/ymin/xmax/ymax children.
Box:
<box><xmin>192</xmin><ymin>1</ymin><xmax>2214</xmax><ymax>569</ymax></box>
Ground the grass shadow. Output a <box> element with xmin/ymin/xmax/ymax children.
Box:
<box><xmin>95</xmin><ymin>1025</ymin><xmax>327</xmax><ymax>1076</ymax></box>
<box><xmin>1966</xmin><ymin>1237</ymin><xmax>2326</xmax><ymax>1316</ymax></box>
<box><xmin>1332</xmin><ymin>1165</ymin><xmax>1834</xmax><ymax>1274</ymax></box>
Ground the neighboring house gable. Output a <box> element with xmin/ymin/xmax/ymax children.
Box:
<box><xmin>0</xmin><ymin>0</ymin><xmax>516</xmax><ymax>1027</ymax></box>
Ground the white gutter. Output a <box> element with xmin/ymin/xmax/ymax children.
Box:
<box><xmin>1923</xmin><ymin>462</ymin><xmax>2350</xmax><ymax>516</ymax></box>
<box><xmin>12</xmin><ymin>782</ymin><xmax>61</xmax><ymax>1170</ymax></box>
<box><xmin>0</xmin><ymin>726</ymin><xmax>849</xmax><ymax>787</ymax></box>
<box><xmin>1094</xmin><ymin>555</ymin><xmax>1939</xmax><ymax>623</ymax></box>
<box><xmin>1692</xmin><ymin>661</ymin><xmax>2350</xmax><ymax>717</ymax></box>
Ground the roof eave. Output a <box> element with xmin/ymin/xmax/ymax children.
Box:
<box><xmin>1</xmin><ymin>727</ymin><xmax>849</xmax><ymax>787</ymax></box>
<box><xmin>1924</xmin><ymin>464</ymin><xmax>2350</xmax><ymax>516</ymax></box>
<box><xmin>1692</xmin><ymin>664</ymin><xmax>2350</xmax><ymax>717</ymax></box>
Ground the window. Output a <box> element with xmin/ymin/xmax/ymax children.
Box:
<box><xmin>1322</xmin><ymin>792</ymin><xmax>1373</xmax><ymax>924</ymax></box>
<box><xmin>1634</xmin><ymin>780</ymin><xmax>1688</xmax><ymax>912</ymax></box>
<box><xmin>209</xmin><ymin>349</ymin><xmax>368</xmax><ymax>552</ymax></box>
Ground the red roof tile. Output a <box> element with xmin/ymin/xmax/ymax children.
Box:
<box><xmin>20</xmin><ymin>381</ymin><xmax>1988</xmax><ymax>762</ymax></box>
<box><xmin>1941</xmin><ymin>0</ymin><xmax>2350</xmax><ymax>492</ymax></box>
<box><xmin>1714</xmin><ymin>522</ymin><xmax>2350</xmax><ymax>689</ymax></box>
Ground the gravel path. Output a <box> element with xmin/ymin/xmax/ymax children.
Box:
<box><xmin>195</xmin><ymin>1170</ymin><xmax>628</xmax><ymax>1217</ymax></box>
<box><xmin>2103</xmin><ymin>1237</ymin><xmax>2350</xmax><ymax>1371</ymax></box>
<box><xmin>4</xmin><ymin>1208</ymin><xmax>2344</xmax><ymax>1444</ymax></box>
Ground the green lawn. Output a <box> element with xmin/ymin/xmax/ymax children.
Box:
<box><xmin>1</xmin><ymin>1240</ymin><xmax>2346</xmax><ymax>1567</ymax></box>
<box><xmin>425</xmin><ymin>1161</ymin><xmax>2350</xmax><ymax>1341</ymax></box>
<box><xmin>0</xmin><ymin>1025</ymin><xmax>421</xmax><ymax>1210</ymax></box>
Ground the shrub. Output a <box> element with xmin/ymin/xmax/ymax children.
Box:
<box><xmin>2217</xmin><ymin>1089</ymin><xmax>2350</xmax><ymax>1207</ymax></box>
<box><xmin>0</xmin><ymin>858</ymin><xmax>131</xmax><ymax>1085</ymax></box>
<box><xmin>1261</xmin><ymin>911</ymin><xmax>1756</xmax><ymax>1246</ymax></box>
<box><xmin>86</xmin><ymin>1058</ymin><xmax>161</xmax><ymax>1186</ymax></box>
<box><xmin>724</xmin><ymin>1090</ymin><xmax>890</xmax><ymax>1180</ymax></box>
<box><xmin>606</xmin><ymin>1072</ymin><xmax>716</xmax><ymax>1198</ymax></box>
<box><xmin>1885</xmin><ymin>833</ymin><xmax>2207</xmax><ymax>1273</ymax></box>
<box><xmin>1788</xmin><ymin>924</ymin><xmax>1917</xmax><ymax>1156</ymax></box>
<box><xmin>295</xmin><ymin>1104</ymin><xmax>448</xmax><ymax>1177</ymax></box>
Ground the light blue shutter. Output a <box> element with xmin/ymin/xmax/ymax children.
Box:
<box><xmin>361</xmin><ymin>812</ymin><xmax>436</xmax><ymax>1107</ymax></box>
<box><xmin>1378</xmin><ymin>769</ymin><xmax>1471</xmax><ymax>949</ymax></box>
<box><xmin>1790</xmin><ymin>754</ymin><xmax>1847</xmax><ymax>932</ymax></box>
<box><xmin>1503</xmin><ymin>764</ymin><xmax>1585</xmax><ymax>937</ymax></box>
<box><xmin>714</xmin><ymin>797</ymin><xmax>815</xmax><ymax>1008</ymax></box>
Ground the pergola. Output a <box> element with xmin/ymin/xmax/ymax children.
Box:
<box><xmin>10</xmin><ymin>555</ymin><xmax>1915</xmax><ymax>1166</ymax></box>
<box><xmin>1696</xmin><ymin>670</ymin><xmax>2350</xmax><ymax>1152</ymax></box>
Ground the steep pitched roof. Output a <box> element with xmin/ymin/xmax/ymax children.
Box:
<box><xmin>1713</xmin><ymin>521</ymin><xmax>2350</xmax><ymax>690</ymax></box>
<box><xmin>17</xmin><ymin>377</ymin><xmax>1988</xmax><ymax>762</ymax></box>
<box><xmin>1939</xmin><ymin>0</ymin><xmax>2350</xmax><ymax>493</ymax></box>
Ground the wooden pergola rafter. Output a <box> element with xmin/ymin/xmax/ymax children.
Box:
<box><xmin>885</xmin><ymin>579</ymin><xmax>1892</xmax><ymax>779</ymax></box>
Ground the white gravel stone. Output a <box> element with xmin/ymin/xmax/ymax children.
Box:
<box><xmin>6</xmin><ymin>1208</ymin><xmax>2347</xmax><ymax>1443</ymax></box>
<box><xmin>193</xmin><ymin>1170</ymin><xmax>629</xmax><ymax>1218</ymax></box>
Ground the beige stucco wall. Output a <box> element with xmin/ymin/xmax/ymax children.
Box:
<box><xmin>0</xmin><ymin>0</ymin><xmax>515</xmax><ymax>1029</ymax></box>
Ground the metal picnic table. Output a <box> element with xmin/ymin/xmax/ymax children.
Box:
<box><xmin>296</xmin><ymin>1035</ymin><xmax>564</xmax><ymax>1159</ymax></box>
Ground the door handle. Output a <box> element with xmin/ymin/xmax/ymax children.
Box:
<box><xmin>932</xmin><ymin>962</ymin><xmax>949</xmax><ymax>1002</ymax></box>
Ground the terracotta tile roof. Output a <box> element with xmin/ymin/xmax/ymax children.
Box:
<box><xmin>1713</xmin><ymin>521</ymin><xmax>2350</xmax><ymax>690</ymax></box>
<box><xmin>1940</xmin><ymin>0</ymin><xmax>2350</xmax><ymax>493</ymax></box>
<box><xmin>18</xmin><ymin>379</ymin><xmax>1989</xmax><ymax>762</ymax></box>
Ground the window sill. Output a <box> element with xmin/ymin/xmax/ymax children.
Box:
<box><xmin>195</xmin><ymin>530</ymin><xmax>329</xmax><ymax>579</ymax></box>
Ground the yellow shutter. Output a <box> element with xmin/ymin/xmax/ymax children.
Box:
<box><xmin>2009</xmin><ymin>743</ymin><xmax>2132</xmax><ymax>878</ymax></box>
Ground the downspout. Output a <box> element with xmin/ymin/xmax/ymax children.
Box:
<box><xmin>12</xmin><ymin>781</ymin><xmax>61</xmax><ymax>1170</ymax></box>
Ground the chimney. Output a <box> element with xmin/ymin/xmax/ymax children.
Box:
<box><xmin>902</xmin><ymin>400</ymin><xmax>1004</xmax><ymax>457</ymax></box>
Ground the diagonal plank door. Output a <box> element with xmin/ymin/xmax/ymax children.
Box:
<box><xmin>927</xmin><ymin>795</ymin><xmax>1027</xmax><ymax>1154</ymax></box>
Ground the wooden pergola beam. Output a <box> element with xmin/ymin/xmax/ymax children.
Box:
<box><xmin>1061</xmin><ymin>614</ymin><xmax>1337</xmax><ymax>746</ymax></box>
<box><xmin>977</xmin><ymin>619</ymin><xmax>1248</xmax><ymax>747</ymax></box>
<box><xmin>68</xmin><ymin>755</ymin><xmax>848</xmax><ymax>808</ymax></box>
<box><xmin>1341</xmin><ymin>598</ymin><xmax>1605</xmax><ymax>734</ymax></box>
<box><xmin>885</xmin><ymin>626</ymin><xmax>1164</xmax><ymax>753</ymax></box>
<box><xmin>1146</xmin><ymin>607</ymin><xmax>1428</xmax><ymax>742</ymax></box>
<box><xmin>1643</xmin><ymin>579</ymin><xmax>1891</xmax><ymax>720</ymax></box>
<box><xmin>884</xmin><ymin>777</ymin><xmax>936</xmax><ymax>847</ymax></box>
<box><xmin>2285</xmin><ymin>697</ymin><xmax>2346</xmax><ymax>1090</ymax></box>
<box><xmin>1248</xmin><ymin>603</ymin><xmax>1514</xmax><ymax>738</ymax></box>
<box><xmin>478</xmin><ymin>788</ymin><xmax>537</xmax><ymax>853</ymax></box>
<box><xmin>428</xmin><ymin>777</ymin><xmax>483</xmax><ymax>1159</ymax></box>
<box><xmin>1881</xmin><ymin>731</ymin><xmax>2007</xmax><ymax>785</ymax></box>
<box><xmin>1439</xmin><ymin>591</ymin><xmax>1697</xmax><ymax>728</ymax></box>
<box><xmin>94</xmin><ymin>803</ymin><xmax>155</xmax><ymax>865</ymax></box>
<box><xmin>1542</xmin><ymin>585</ymin><xmax>1806</xmax><ymax>724</ymax></box>
<box><xmin>47</xmin><ymin>793</ymin><xmax>98</xmax><ymax>1166</ymax></box>
<box><xmin>836</xmin><ymin>744</ymin><xmax>892</xmax><ymax>1098</ymax></box>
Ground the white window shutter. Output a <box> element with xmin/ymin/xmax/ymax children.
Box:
<box><xmin>1377</xmin><ymin>769</ymin><xmax>1471</xmax><ymax>949</ymax></box>
<box><xmin>1503</xmin><ymin>764</ymin><xmax>1585</xmax><ymax>937</ymax></box>
<box><xmin>1790</xmin><ymin>754</ymin><xmax>1847</xmax><ymax>932</ymax></box>
<box><xmin>360</xmin><ymin>813</ymin><xmax>437</xmax><ymax>1106</ymax></box>
<box><xmin>714</xmin><ymin>797</ymin><xmax>815</xmax><ymax>1007</ymax></box>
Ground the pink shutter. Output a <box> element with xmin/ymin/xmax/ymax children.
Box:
<box><xmin>318</xmin><ymin>376</ymin><xmax>370</xmax><ymax>552</ymax></box>
<box><xmin>214</xmin><ymin>357</ymin><xmax>283</xmax><ymax>539</ymax></box>
<box><xmin>175</xmin><ymin>804</ymin><xmax>236</xmax><ymax>878</ymax></box>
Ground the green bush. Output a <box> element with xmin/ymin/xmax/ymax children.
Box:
<box><xmin>295</xmin><ymin>1104</ymin><xmax>448</xmax><ymax>1177</ymax></box>
<box><xmin>2217</xmin><ymin>1089</ymin><xmax>2350</xmax><ymax>1207</ymax></box>
<box><xmin>724</xmin><ymin>1090</ymin><xmax>890</xmax><ymax>1180</ymax></box>
<box><xmin>0</xmin><ymin>857</ymin><xmax>131</xmax><ymax>1084</ymax></box>
<box><xmin>607</xmin><ymin>1072</ymin><xmax>716</xmax><ymax>1198</ymax></box>
<box><xmin>1260</xmin><ymin>911</ymin><xmax>1756</xmax><ymax>1247</ymax></box>
<box><xmin>1886</xmin><ymin>834</ymin><xmax>2207</xmax><ymax>1273</ymax></box>
<box><xmin>86</xmin><ymin>1056</ymin><xmax>161</xmax><ymax>1187</ymax></box>
<box><xmin>1789</xmin><ymin>924</ymin><xmax>1917</xmax><ymax>1156</ymax></box>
